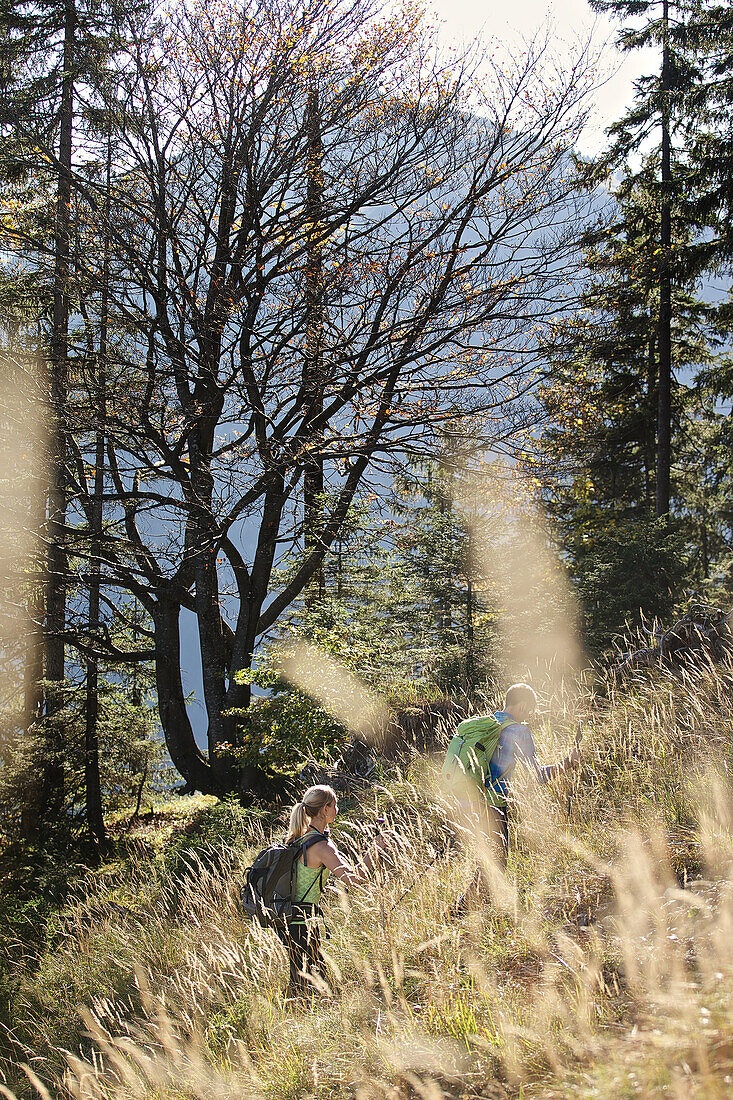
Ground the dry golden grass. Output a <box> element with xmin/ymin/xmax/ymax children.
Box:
<box><xmin>2</xmin><ymin>663</ymin><xmax>733</xmax><ymax>1100</ymax></box>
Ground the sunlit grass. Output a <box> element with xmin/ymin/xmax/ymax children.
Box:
<box><xmin>2</xmin><ymin>663</ymin><xmax>733</xmax><ymax>1099</ymax></box>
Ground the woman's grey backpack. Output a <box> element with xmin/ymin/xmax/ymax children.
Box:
<box><xmin>242</xmin><ymin>831</ymin><xmax>326</xmax><ymax>927</ymax></box>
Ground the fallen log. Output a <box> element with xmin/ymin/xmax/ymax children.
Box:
<box><xmin>613</xmin><ymin>604</ymin><xmax>733</xmax><ymax>675</ymax></box>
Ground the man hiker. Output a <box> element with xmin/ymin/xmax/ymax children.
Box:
<box><xmin>443</xmin><ymin>682</ymin><xmax>583</xmax><ymax>892</ymax></box>
<box><xmin>486</xmin><ymin>682</ymin><xmax>582</xmax><ymax>863</ymax></box>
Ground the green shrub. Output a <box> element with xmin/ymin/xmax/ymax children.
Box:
<box><xmin>0</xmin><ymin>677</ymin><xmax>162</xmax><ymax>856</ymax></box>
<box><xmin>226</xmin><ymin>657</ymin><xmax>348</xmax><ymax>777</ymax></box>
<box><xmin>162</xmin><ymin>796</ymin><xmax>267</xmax><ymax>880</ymax></box>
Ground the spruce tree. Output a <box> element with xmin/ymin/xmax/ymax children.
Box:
<box><xmin>534</xmin><ymin>181</ymin><xmax>714</xmax><ymax>649</ymax></box>
<box><xmin>680</xmin><ymin>1</ymin><xmax>733</xmax><ymax>265</ymax></box>
<box><xmin>585</xmin><ymin>0</ymin><xmax>698</xmax><ymax>517</ymax></box>
<box><xmin>273</xmin><ymin>455</ymin><xmax>496</xmax><ymax>696</ymax></box>
<box><xmin>0</xmin><ymin>0</ymin><xmax>128</xmax><ymax>842</ymax></box>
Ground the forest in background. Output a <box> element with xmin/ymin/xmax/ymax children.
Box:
<box><xmin>2</xmin><ymin>0</ymin><xmax>733</xmax><ymax>1096</ymax></box>
<box><xmin>1</xmin><ymin>3</ymin><xmax>733</xmax><ymax>1087</ymax></box>
<box><xmin>2</xmin><ymin>0</ymin><xmax>731</xmax><ymax>848</ymax></box>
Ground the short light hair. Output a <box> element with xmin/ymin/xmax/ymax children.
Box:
<box><xmin>504</xmin><ymin>683</ymin><xmax>537</xmax><ymax>712</ymax></box>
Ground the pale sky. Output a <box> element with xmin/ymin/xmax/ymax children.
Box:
<box><xmin>428</xmin><ymin>0</ymin><xmax>658</xmax><ymax>155</ymax></box>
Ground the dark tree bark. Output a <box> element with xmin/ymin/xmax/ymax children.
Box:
<box><xmin>303</xmin><ymin>86</ymin><xmax>326</xmax><ymax>601</ymax></box>
<box><xmin>84</xmin><ymin>421</ymin><xmax>106</xmax><ymax>848</ymax></box>
<box><xmin>645</xmin><ymin>328</ymin><xmax>656</xmax><ymax>507</ymax></box>
<box><xmin>83</xmin><ymin>130</ymin><xmax>112</xmax><ymax>851</ymax></box>
<box><xmin>46</xmin><ymin>0</ymin><xmax>75</xmax><ymax>697</ymax></box>
<box><xmin>24</xmin><ymin>471</ymin><xmax>46</xmax><ymax>733</ymax></box>
<box><xmin>42</xmin><ymin>0</ymin><xmax>76</xmax><ymax>829</ymax></box>
<box><xmin>656</xmin><ymin>0</ymin><xmax>672</xmax><ymax>519</ymax></box>
<box><xmin>153</xmin><ymin>594</ymin><xmax>211</xmax><ymax>791</ymax></box>
<box><xmin>700</xmin><ymin>509</ymin><xmax>709</xmax><ymax>579</ymax></box>
<box><xmin>20</xmin><ymin>494</ymin><xmax>46</xmax><ymax>843</ymax></box>
<box><xmin>465</xmin><ymin>572</ymin><xmax>474</xmax><ymax>684</ymax></box>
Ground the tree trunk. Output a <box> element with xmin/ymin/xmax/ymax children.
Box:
<box><xmin>20</xmin><ymin>583</ymin><xmax>45</xmax><ymax>842</ymax></box>
<box><xmin>656</xmin><ymin>0</ymin><xmax>672</xmax><ymax>519</ymax></box>
<box><xmin>437</xmin><ymin>485</ymin><xmax>450</xmax><ymax>639</ymax></box>
<box><xmin>644</xmin><ymin>328</ymin><xmax>656</xmax><ymax>508</ymax></box>
<box><xmin>42</xmin><ymin>0</ymin><xmax>75</xmax><ymax>830</ymax></box>
<box><xmin>336</xmin><ymin>538</ymin><xmax>343</xmax><ymax>599</ymax></box>
<box><xmin>303</xmin><ymin>86</ymin><xmax>325</xmax><ymax>600</ymax></box>
<box><xmin>84</xmin><ymin>130</ymin><xmax>111</xmax><ymax>851</ymax></box>
<box><xmin>46</xmin><ymin>0</ymin><xmax>74</xmax><ymax>697</ymax></box>
<box><xmin>194</xmin><ymin>538</ymin><xmax>232</xmax><ymax>786</ymax></box>
<box><xmin>184</xmin><ymin>127</ymin><xmax>240</xmax><ymax>789</ymax></box>
<box><xmin>221</xmin><ymin>473</ymin><xmax>287</xmax><ymax>795</ymax></box>
<box><xmin>84</xmin><ymin>420</ymin><xmax>106</xmax><ymax>847</ymax></box>
<box><xmin>24</xmin><ymin>511</ymin><xmax>45</xmax><ymax>734</ymax></box>
<box><xmin>19</xmin><ymin>416</ymin><xmax>47</xmax><ymax>841</ymax></box>
<box><xmin>465</xmin><ymin>571</ymin><xmax>474</xmax><ymax>684</ymax></box>
<box><xmin>131</xmin><ymin>600</ymin><xmax>142</xmax><ymax>707</ymax></box>
<box><xmin>153</xmin><ymin>595</ymin><xmax>213</xmax><ymax>792</ymax></box>
<box><xmin>700</xmin><ymin>509</ymin><xmax>709</xmax><ymax>579</ymax></box>
<box><xmin>187</xmin><ymin>418</ymin><xmax>233</xmax><ymax>790</ymax></box>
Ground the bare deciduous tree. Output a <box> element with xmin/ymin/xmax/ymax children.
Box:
<box><xmin>64</xmin><ymin>0</ymin><xmax>594</xmax><ymax>793</ymax></box>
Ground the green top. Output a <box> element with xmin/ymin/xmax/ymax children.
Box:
<box><xmin>293</xmin><ymin>829</ymin><xmax>331</xmax><ymax>905</ymax></box>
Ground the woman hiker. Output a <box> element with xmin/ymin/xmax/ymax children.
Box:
<box><xmin>281</xmin><ymin>783</ymin><xmax>389</xmax><ymax>996</ymax></box>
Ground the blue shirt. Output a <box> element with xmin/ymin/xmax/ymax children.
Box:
<box><xmin>486</xmin><ymin>711</ymin><xmax>554</xmax><ymax>803</ymax></box>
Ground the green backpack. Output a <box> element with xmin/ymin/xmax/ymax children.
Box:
<box><xmin>441</xmin><ymin>714</ymin><xmax>515</xmax><ymax>799</ymax></box>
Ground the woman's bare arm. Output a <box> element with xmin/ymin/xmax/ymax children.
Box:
<box><xmin>309</xmin><ymin>836</ymin><xmax>387</xmax><ymax>888</ymax></box>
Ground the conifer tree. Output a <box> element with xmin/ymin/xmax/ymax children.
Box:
<box><xmin>680</xmin><ymin>1</ymin><xmax>733</xmax><ymax>265</ymax></box>
<box><xmin>585</xmin><ymin>0</ymin><xmax>698</xmax><ymax>517</ymax></box>
<box><xmin>276</xmin><ymin>453</ymin><xmax>495</xmax><ymax>695</ymax></box>
<box><xmin>534</xmin><ymin>181</ymin><xmax>714</xmax><ymax>649</ymax></box>
<box><xmin>0</xmin><ymin>0</ymin><xmax>128</xmax><ymax>840</ymax></box>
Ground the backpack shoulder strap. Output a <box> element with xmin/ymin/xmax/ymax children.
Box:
<box><xmin>484</xmin><ymin>715</ymin><xmax>517</xmax><ymax>754</ymax></box>
<box><xmin>497</xmin><ymin>715</ymin><xmax>516</xmax><ymax>732</ymax></box>
<box><xmin>289</xmin><ymin>830</ymin><xmax>328</xmax><ymax>904</ymax></box>
<box><xmin>299</xmin><ymin>829</ymin><xmax>328</xmax><ymax>869</ymax></box>
<box><xmin>301</xmin><ymin>829</ymin><xmax>328</xmax><ymax>847</ymax></box>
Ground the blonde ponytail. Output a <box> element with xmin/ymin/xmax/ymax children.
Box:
<box><xmin>286</xmin><ymin>784</ymin><xmax>337</xmax><ymax>843</ymax></box>
<box><xmin>287</xmin><ymin>801</ymin><xmax>309</xmax><ymax>843</ymax></box>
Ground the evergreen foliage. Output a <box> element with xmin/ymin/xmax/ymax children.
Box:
<box><xmin>533</xmin><ymin>0</ymin><xmax>733</xmax><ymax>645</ymax></box>
<box><xmin>583</xmin><ymin>0</ymin><xmax>700</xmax><ymax>517</ymax></box>
<box><xmin>571</xmin><ymin>517</ymin><xmax>688</xmax><ymax>651</ymax></box>
<box><xmin>532</xmin><ymin>180</ymin><xmax>723</xmax><ymax>648</ymax></box>
<box><xmin>0</xmin><ymin>671</ymin><xmax>161</xmax><ymax>857</ymax></box>
<box><xmin>678</xmin><ymin>1</ymin><xmax>733</xmax><ymax>264</ymax></box>
<box><xmin>273</xmin><ymin>460</ymin><xmax>496</xmax><ymax>696</ymax></box>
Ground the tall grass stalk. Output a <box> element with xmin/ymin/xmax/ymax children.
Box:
<box><xmin>2</xmin><ymin>664</ymin><xmax>733</xmax><ymax>1098</ymax></box>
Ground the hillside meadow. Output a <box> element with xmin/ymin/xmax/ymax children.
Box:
<box><xmin>1</xmin><ymin>662</ymin><xmax>733</xmax><ymax>1100</ymax></box>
